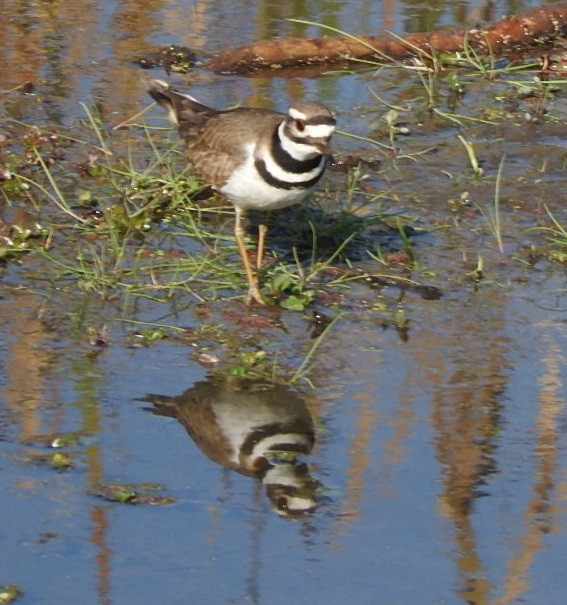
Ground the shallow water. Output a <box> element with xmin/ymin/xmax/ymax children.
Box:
<box><xmin>2</xmin><ymin>1</ymin><xmax>567</xmax><ymax>604</ymax></box>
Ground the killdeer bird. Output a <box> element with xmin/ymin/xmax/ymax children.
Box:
<box><xmin>148</xmin><ymin>79</ymin><xmax>336</xmax><ymax>304</ymax></box>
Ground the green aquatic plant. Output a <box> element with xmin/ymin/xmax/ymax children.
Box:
<box><xmin>474</xmin><ymin>156</ymin><xmax>505</xmax><ymax>254</ymax></box>
<box><xmin>535</xmin><ymin>204</ymin><xmax>567</xmax><ymax>263</ymax></box>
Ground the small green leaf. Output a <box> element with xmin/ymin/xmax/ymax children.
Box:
<box><xmin>271</xmin><ymin>273</ymin><xmax>293</xmax><ymax>292</ymax></box>
<box><xmin>280</xmin><ymin>295</ymin><xmax>306</xmax><ymax>311</ymax></box>
<box><xmin>115</xmin><ymin>490</ymin><xmax>137</xmax><ymax>504</ymax></box>
<box><xmin>51</xmin><ymin>433</ymin><xmax>79</xmax><ymax>448</ymax></box>
<box><xmin>0</xmin><ymin>584</ymin><xmax>24</xmax><ymax>604</ymax></box>
<box><xmin>51</xmin><ymin>452</ymin><xmax>72</xmax><ymax>469</ymax></box>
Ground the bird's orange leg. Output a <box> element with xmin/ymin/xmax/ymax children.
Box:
<box><xmin>256</xmin><ymin>223</ymin><xmax>268</xmax><ymax>270</ymax></box>
<box><xmin>234</xmin><ymin>207</ymin><xmax>265</xmax><ymax>305</ymax></box>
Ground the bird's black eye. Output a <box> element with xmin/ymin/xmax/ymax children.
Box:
<box><xmin>294</xmin><ymin>119</ymin><xmax>306</xmax><ymax>132</ymax></box>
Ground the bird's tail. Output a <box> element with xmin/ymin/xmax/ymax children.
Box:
<box><xmin>148</xmin><ymin>79</ymin><xmax>216</xmax><ymax>125</ymax></box>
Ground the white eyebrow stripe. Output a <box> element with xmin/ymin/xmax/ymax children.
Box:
<box><xmin>289</xmin><ymin>107</ymin><xmax>308</xmax><ymax>120</ymax></box>
<box><xmin>303</xmin><ymin>124</ymin><xmax>335</xmax><ymax>138</ymax></box>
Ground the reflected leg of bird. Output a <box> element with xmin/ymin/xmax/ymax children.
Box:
<box><xmin>256</xmin><ymin>223</ymin><xmax>268</xmax><ymax>270</ymax></box>
<box><xmin>234</xmin><ymin>206</ymin><xmax>265</xmax><ymax>305</ymax></box>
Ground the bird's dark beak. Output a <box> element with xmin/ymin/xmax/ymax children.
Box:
<box><xmin>316</xmin><ymin>140</ymin><xmax>331</xmax><ymax>155</ymax></box>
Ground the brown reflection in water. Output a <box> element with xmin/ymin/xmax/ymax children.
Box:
<box><xmin>163</xmin><ymin>0</ymin><xmax>211</xmax><ymax>50</ymax></box>
<box><xmin>409</xmin><ymin>290</ymin><xmax>567</xmax><ymax>604</ymax></box>
<box><xmin>404</xmin><ymin>0</ymin><xmax>498</xmax><ymax>33</ymax></box>
<box><xmin>382</xmin><ymin>382</ymin><xmax>417</xmax><ymax>471</ymax></box>
<box><xmin>2</xmin><ymin>292</ymin><xmax>113</xmax><ymax>605</ymax></box>
<box><xmin>0</xmin><ymin>1</ymin><xmax>43</xmax><ymax>89</ymax></box>
<box><xmin>496</xmin><ymin>329</ymin><xmax>566</xmax><ymax>605</ymax></box>
<box><xmin>337</xmin><ymin>389</ymin><xmax>377</xmax><ymax>523</ymax></box>
<box><xmin>143</xmin><ymin>376</ymin><xmax>323</xmax><ymax>517</ymax></box>
<box><xmin>0</xmin><ymin>0</ymin><xmax>104</xmax><ymax>94</ymax></box>
<box><xmin>58</xmin><ymin>348</ymin><xmax>112</xmax><ymax>605</ymax></box>
<box><xmin>0</xmin><ymin>0</ymin><xmax>171</xmax><ymax>122</ymax></box>
<box><xmin>60</xmin><ymin>349</ymin><xmax>112</xmax><ymax>605</ymax></box>
<box><xmin>107</xmin><ymin>0</ymin><xmax>168</xmax><ymax>121</ymax></box>
<box><xmin>413</xmin><ymin>291</ymin><xmax>509</xmax><ymax>605</ymax></box>
<box><xmin>92</xmin><ymin>504</ymin><xmax>112</xmax><ymax>605</ymax></box>
<box><xmin>2</xmin><ymin>292</ymin><xmax>52</xmax><ymax>440</ymax></box>
<box><xmin>381</xmin><ymin>0</ymin><xmax>397</xmax><ymax>32</ymax></box>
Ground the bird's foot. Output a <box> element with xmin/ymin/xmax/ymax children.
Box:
<box><xmin>246</xmin><ymin>285</ymin><xmax>266</xmax><ymax>306</ymax></box>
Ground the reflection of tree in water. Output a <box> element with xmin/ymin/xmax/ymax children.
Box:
<box><xmin>424</xmin><ymin>291</ymin><xmax>510</xmax><ymax>604</ymax></box>
<box><xmin>413</xmin><ymin>289</ymin><xmax>567</xmax><ymax>605</ymax></box>
<box><xmin>496</xmin><ymin>330</ymin><xmax>566</xmax><ymax>605</ymax></box>
<box><xmin>143</xmin><ymin>376</ymin><xmax>323</xmax><ymax>518</ymax></box>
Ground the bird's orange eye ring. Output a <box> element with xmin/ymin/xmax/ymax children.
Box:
<box><xmin>294</xmin><ymin>119</ymin><xmax>306</xmax><ymax>132</ymax></box>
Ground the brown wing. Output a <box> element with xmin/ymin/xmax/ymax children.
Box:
<box><xmin>179</xmin><ymin>108</ymin><xmax>284</xmax><ymax>188</ymax></box>
<box><xmin>149</xmin><ymin>81</ymin><xmax>286</xmax><ymax>187</ymax></box>
<box><xmin>148</xmin><ymin>80</ymin><xmax>217</xmax><ymax>124</ymax></box>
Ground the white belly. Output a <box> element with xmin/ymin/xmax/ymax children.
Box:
<box><xmin>220</xmin><ymin>149</ymin><xmax>322</xmax><ymax>211</ymax></box>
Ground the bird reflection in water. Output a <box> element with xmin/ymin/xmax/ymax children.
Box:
<box><xmin>142</xmin><ymin>377</ymin><xmax>322</xmax><ymax>517</ymax></box>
